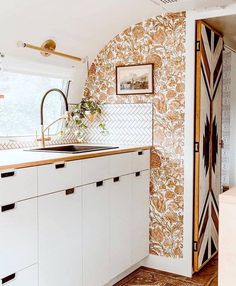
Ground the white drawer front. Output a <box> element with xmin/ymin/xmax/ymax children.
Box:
<box><xmin>38</xmin><ymin>160</ymin><xmax>82</xmax><ymax>195</ymax></box>
<box><xmin>0</xmin><ymin>199</ymin><xmax>37</xmax><ymax>279</ymax></box>
<box><xmin>0</xmin><ymin>167</ymin><xmax>37</xmax><ymax>205</ymax></box>
<box><xmin>82</xmin><ymin>156</ymin><xmax>110</xmax><ymax>185</ymax></box>
<box><xmin>110</xmin><ymin>152</ymin><xmax>133</xmax><ymax>178</ymax></box>
<box><xmin>1</xmin><ymin>264</ymin><xmax>38</xmax><ymax>286</ymax></box>
<box><xmin>132</xmin><ymin>150</ymin><xmax>150</xmax><ymax>172</ymax></box>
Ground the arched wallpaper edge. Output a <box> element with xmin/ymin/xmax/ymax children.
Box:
<box><xmin>85</xmin><ymin>12</ymin><xmax>186</xmax><ymax>258</ymax></box>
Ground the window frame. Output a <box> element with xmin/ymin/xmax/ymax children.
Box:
<box><xmin>0</xmin><ymin>69</ymin><xmax>69</xmax><ymax>140</ymax></box>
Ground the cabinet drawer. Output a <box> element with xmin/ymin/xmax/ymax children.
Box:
<box><xmin>1</xmin><ymin>264</ymin><xmax>38</xmax><ymax>286</ymax></box>
<box><xmin>0</xmin><ymin>199</ymin><xmax>37</xmax><ymax>279</ymax></box>
<box><xmin>38</xmin><ymin>160</ymin><xmax>82</xmax><ymax>195</ymax></box>
<box><xmin>0</xmin><ymin>167</ymin><xmax>37</xmax><ymax>205</ymax></box>
<box><xmin>82</xmin><ymin>156</ymin><xmax>110</xmax><ymax>185</ymax></box>
<box><xmin>132</xmin><ymin>150</ymin><xmax>150</xmax><ymax>172</ymax></box>
<box><xmin>110</xmin><ymin>152</ymin><xmax>133</xmax><ymax>178</ymax></box>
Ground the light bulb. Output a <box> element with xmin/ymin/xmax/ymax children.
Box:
<box><xmin>17</xmin><ymin>41</ymin><xmax>25</xmax><ymax>48</ymax></box>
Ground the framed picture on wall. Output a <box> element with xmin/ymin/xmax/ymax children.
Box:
<box><xmin>116</xmin><ymin>63</ymin><xmax>154</xmax><ymax>95</ymax></box>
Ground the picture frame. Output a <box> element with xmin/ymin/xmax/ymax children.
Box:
<box><xmin>116</xmin><ymin>63</ymin><xmax>154</xmax><ymax>95</ymax></box>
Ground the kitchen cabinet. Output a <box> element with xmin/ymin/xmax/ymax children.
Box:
<box><xmin>0</xmin><ymin>198</ymin><xmax>37</xmax><ymax>280</ymax></box>
<box><xmin>110</xmin><ymin>175</ymin><xmax>132</xmax><ymax>279</ymax></box>
<box><xmin>1</xmin><ymin>148</ymin><xmax>150</xmax><ymax>286</ymax></box>
<box><xmin>131</xmin><ymin>170</ymin><xmax>150</xmax><ymax>264</ymax></box>
<box><xmin>0</xmin><ymin>167</ymin><xmax>37</xmax><ymax>206</ymax></box>
<box><xmin>110</xmin><ymin>152</ymin><xmax>133</xmax><ymax>177</ymax></box>
<box><xmin>0</xmin><ymin>265</ymin><xmax>38</xmax><ymax>286</ymax></box>
<box><xmin>81</xmin><ymin>156</ymin><xmax>110</xmax><ymax>185</ymax></box>
<box><xmin>132</xmin><ymin>150</ymin><xmax>150</xmax><ymax>173</ymax></box>
<box><xmin>38</xmin><ymin>187</ymin><xmax>82</xmax><ymax>286</ymax></box>
<box><xmin>82</xmin><ymin>180</ymin><xmax>110</xmax><ymax>286</ymax></box>
<box><xmin>38</xmin><ymin>160</ymin><xmax>82</xmax><ymax>195</ymax></box>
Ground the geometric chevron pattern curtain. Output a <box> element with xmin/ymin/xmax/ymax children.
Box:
<box><xmin>194</xmin><ymin>21</ymin><xmax>223</xmax><ymax>272</ymax></box>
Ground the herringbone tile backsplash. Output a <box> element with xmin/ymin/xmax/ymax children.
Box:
<box><xmin>83</xmin><ymin>103</ymin><xmax>152</xmax><ymax>146</ymax></box>
<box><xmin>0</xmin><ymin>103</ymin><xmax>152</xmax><ymax>150</ymax></box>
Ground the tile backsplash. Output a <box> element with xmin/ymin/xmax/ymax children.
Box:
<box><xmin>83</xmin><ymin>103</ymin><xmax>152</xmax><ymax>146</ymax></box>
<box><xmin>0</xmin><ymin>103</ymin><xmax>152</xmax><ymax>150</ymax></box>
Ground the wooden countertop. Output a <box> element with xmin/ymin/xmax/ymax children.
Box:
<box><xmin>0</xmin><ymin>145</ymin><xmax>151</xmax><ymax>171</ymax></box>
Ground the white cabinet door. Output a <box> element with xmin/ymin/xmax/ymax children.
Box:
<box><xmin>0</xmin><ymin>167</ymin><xmax>37</xmax><ymax>205</ymax></box>
<box><xmin>0</xmin><ymin>199</ymin><xmax>37</xmax><ymax>279</ymax></box>
<box><xmin>1</xmin><ymin>265</ymin><xmax>38</xmax><ymax>286</ymax></box>
<box><xmin>81</xmin><ymin>156</ymin><xmax>110</xmax><ymax>185</ymax></box>
<box><xmin>82</xmin><ymin>180</ymin><xmax>110</xmax><ymax>286</ymax></box>
<box><xmin>110</xmin><ymin>175</ymin><xmax>132</xmax><ymax>279</ymax></box>
<box><xmin>131</xmin><ymin>170</ymin><xmax>150</xmax><ymax>264</ymax></box>
<box><xmin>132</xmin><ymin>150</ymin><xmax>150</xmax><ymax>173</ymax></box>
<box><xmin>38</xmin><ymin>160</ymin><xmax>82</xmax><ymax>195</ymax></box>
<box><xmin>38</xmin><ymin>187</ymin><xmax>82</xmax><ymax>286</ymax></box>
<box><xmin>110</xmin><ymin>152</ymin><xmax>133</xmax><ymax>178</ymax></box>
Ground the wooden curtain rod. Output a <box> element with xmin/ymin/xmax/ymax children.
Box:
<box><xmin>17</xmin><ymin>39</ymin><xmax>83</xmax><ymax>62</ymax></box>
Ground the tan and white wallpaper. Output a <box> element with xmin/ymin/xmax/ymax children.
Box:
<box><xmin>85</xmin><ymin>12</ymin><xmax>186</xmax><ymax>258</ymax></box>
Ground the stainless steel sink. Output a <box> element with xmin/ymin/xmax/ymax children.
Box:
<box><xmin>25</xmin><ymin>145</ymin><xmax>119</xmax><ymax>154</ymax></box>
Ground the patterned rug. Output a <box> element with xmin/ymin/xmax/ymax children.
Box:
<box><xmin>114</xmin><ymin>256</ymin><xmax>218</xmax><ymax>286</ymax></box>
<box><xmin>114</xmin><ymin>268</ymin><xmax>203</xmax><ymax>285</ymax></box>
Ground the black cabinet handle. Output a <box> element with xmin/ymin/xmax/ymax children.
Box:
<box><xmin>113</xmin><ymin>177</ymin><xmax>120</xmax><ymax>183</ymax></box>
<box><xmin>1</xmin><ymin>203</ymin><xmax>15</xmax><ymax>212</ymax></box>
<box><xmin>1</xmin><ymin>171</ymin><xmax>15</xmax><ymax>178</ymax></box>
<box><xmin>96</xmin><ymin>181</ymin><xmax>103</xmax><ymax>187</ymax></box>
<box><xmin>138</xmin><ymin>151</ymin><xmax>143</xmax><ymax>156</ymax></box>
<box><xmin>65</xmin><ymin>188</ymin><xmax>75</xmax><ymax>195</ymax></box>
<box><xmin>2</xmin><ymin>273</ymin><xmax>16</xmax><ymax>284</ymax></box>
<box><xmin>135</xmin><ymin>172</ymin><xmax>141</xmax><ymax>177</ymax></box>
<box><xmin>55</xmin><ymin>163</ymin><xmax>65</xmax><ymax>169</ymax></box>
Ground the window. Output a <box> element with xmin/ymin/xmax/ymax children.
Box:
<box><xmin>0</xmin><ymin>71</ymin><xmax>68</xmax><ymax>138</ymax></box>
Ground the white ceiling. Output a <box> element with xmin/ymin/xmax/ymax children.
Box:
<box><xmin>206</xmin><ymin>14</ymin><xmax>236</xmax><ymax>50</ymax></box>
<box><xmin>0</xmin><ymin>0</ymin><xmax>235</xmax><ymax>67</ymax></box>
<box><xmin>151</xmin><ymin>0</ymin><xmax>235</xmax><ymax>12</ymax></box>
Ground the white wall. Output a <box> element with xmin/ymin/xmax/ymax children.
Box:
<box><xmin>229</xmin><ymin>52</ymin><xmax>236</xmax><ymax>187</ymax></box>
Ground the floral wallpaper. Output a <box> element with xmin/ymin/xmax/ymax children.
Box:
<box><xmin>85</xmin><ymin>12</ymin><xmax>186</xmax><ymax>258</ymax></box>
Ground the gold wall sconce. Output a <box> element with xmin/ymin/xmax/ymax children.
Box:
<box><xmin>17</xmin><ymin>39</ymin><xmax>84</xmax><ymax>62</ymax></box>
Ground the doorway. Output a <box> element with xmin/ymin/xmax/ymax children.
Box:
<box><xmin>193</xmin><ymin>14</ymin><xmax>236</xmax><ymax>272</ymax></box>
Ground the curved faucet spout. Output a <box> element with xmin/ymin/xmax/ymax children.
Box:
<box><xmin>39</xmin><ymin>88</ymin><xmax>69</xmax><ymax>147</ymax></box>
<box><xmin>40</xmin><ymin>88</ymin><xmax>69</xmax><ymax>126</ymax></box>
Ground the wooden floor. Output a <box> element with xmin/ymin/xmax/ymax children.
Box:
<box><xmin>115</xmin><ymin>255</ymin><xmax>218</xmax><ymax>286</ymax></box>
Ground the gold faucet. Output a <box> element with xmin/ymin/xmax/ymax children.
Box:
<box><xmin>38</xmin><ymin>88</ymin><xmax>70</xmax><ymax>148</ymax></box>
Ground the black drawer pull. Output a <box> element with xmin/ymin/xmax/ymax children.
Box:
<box><xmin>138</xmin><ymin>151</ymin><xmax>143</xmax><ymax>156</ymax></box>
<box><xmin>2</xmin><ymin>273</ymin><xmax>16</xmax><ymax>284</ymax></box>
<box><xmin>65</xmin><ymin>188</ymin><xmax>75</xmax><ymax>195</ymax></box>
<box><xmin>1</xmin><ymin>203</ymin><xmax>15</xmax><ymax>212</ymax></box>
<box><xmin>135</xmin><ymin>172</ymin><xmax>141</xmax><ymax>177</ymax></box>
<box><xmin>96</xmin><ymin>181</ymin><xmax>103</xmax><ymax>187</ymax></box>
<box><xmin>1</xmin><ymin>171</ymin><xmax>15</xmax><ymax>178</ymax></box>
<box><xmin>55</xmin><ymin>163</ymin><xmax>65</xmax><ymax>169</ymax></box>
<box><xmin>113</xmin><ymin>177</ymin><xmax>120</xmax><ymax>183</ymax></box>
